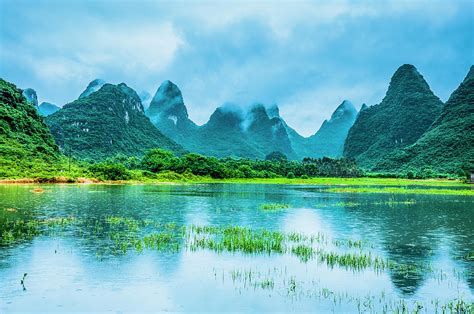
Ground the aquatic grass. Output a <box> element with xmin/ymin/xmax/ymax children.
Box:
<box><xmin>260</xmin><ymin>203</ymin><xmax>291</xmax><ymax>211</ymax></box>
<box><xmin>291</xmin><ymin>245</ymin><xmax>314</xmax><ymax>262</ymax></box>
<box><xmin>325</xmin><ymin>187</ymin><xmax>474</xmax><ymax>196</ymax></box>
<box><xmin>0</xmin><ymin>220</ymin><xmax>41</xmax><ymax>245</ymax></box>
<box><xmin>0</xmin><ymin>216</ymin><xmax>439</xmax><ymax>277</ymax></box>
<box><xmin>189</xmin><ymin>226</ymin><xmax>285</xmax><ymax>255</ymax></box>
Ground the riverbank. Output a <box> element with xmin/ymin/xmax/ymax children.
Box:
<box><xmin>0</xmin><ymin>176</ymin><xmax>470</xmax><ymax>187</ymax></box>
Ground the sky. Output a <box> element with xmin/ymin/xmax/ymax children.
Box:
<box><xmin>0</xmin><ymin>0</ymin><xmax>472</xmax><ymax>136</ymax></box>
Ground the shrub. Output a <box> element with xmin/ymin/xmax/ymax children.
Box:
<box><xmin>89</xmin><ymin>162</ymin><xmax>130</xmax><ymax>180</ymax></box>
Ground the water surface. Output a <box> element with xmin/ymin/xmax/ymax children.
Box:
<box><xmin>0</xmin><ymin>184</ymin><xmax>473</xmax><ymax>312</ymax></box>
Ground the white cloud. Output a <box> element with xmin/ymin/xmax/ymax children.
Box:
<box><xmin>12</xmin><ymin>22</ymin><xmax>183</xmax><ymax>84</ymax></box>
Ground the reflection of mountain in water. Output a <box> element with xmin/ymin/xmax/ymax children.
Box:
<box><xmin>334</xmin><ymin>192</ymin><xmax>473</xmax><ymax>295</ymax></box>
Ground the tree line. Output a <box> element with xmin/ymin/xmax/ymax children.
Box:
<box><xmin>88</xmin><ymin>149</ymin><xmax>363</xmax><ymax>180</ymax></box>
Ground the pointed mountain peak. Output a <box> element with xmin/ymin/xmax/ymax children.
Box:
<box><xmin>463</xmin><ymin>65</ymin><xmax>474</xmax><ymax>84</ymax></box>
<box><xmin>152</xmin><ymin>80</ymin><xmax>182</xmax><ymax>102</ymax></box>
<box><xmin>147</xmin><ymin>80</ymin><xmax>187</xmax><ymax>118</ymax></box>
<box><xmin>330</xmin><ymin>100</ymin><xmax>357</xmax><ymax>120</ymax></box>
<box><xmin>266</xmin><ymin>104</ymin><xmax>280</xmax><ymax>118</ymax></box>
<box><xmin>85</xmin><ymin>83</ymin><xmax>144</xmax><ymax>113</ymax></box>
<box><xmin>79</xmin><ymin>79</ymin><xmax>106</xmax><ymax>99</ymax></box>
<box><xmin>391</xmin><ymin>64</ymin><xmax>423</xmax><ymax>81</ymax></box>
<box><xmin>360</xmin><ymin>103</ymin><xmax>368</xmax><ymax>111</ymax></box>
<box><xmin>207</xmin><ymin>104</ymin><xmax>243</xmax><ymax>129</ymax></box>
<box><xmin>22</xmin><ymin>88</ymin><xmax>38</xmax><ymax>108</ymax></box>
<box><xmin>337</xmin><ymin>100</ymin><xmax>357</xmax><ymax>111</ymax></box>
<box><xmin>386</xmin><ymin>64</ymin><xmax>432</xmax><ymax>97</ymax></box>
<box><xmin>249</xmin><ymin>103</ymin><xmax>268</xmax><ymax>115</ymax></box>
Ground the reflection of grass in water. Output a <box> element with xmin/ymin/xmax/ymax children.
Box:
<box><xmin>0</xmin><ymin>216</ymin><xmax>458</xmax><ymax>278</ymax></box>
<box><xmin>260</xmin><ymin>203</ymin><xmax>291</xmax><ymax>211</ymax></box>
<box><xmin>2</xmin><ymin>215</ymin><xmax>471</xmax><ymax>312</ymax></box>
<box><xmin>325</xmin><ymin>187</ymin><xmax>474</xmax><ymax>196</ymax></box>
<box><xmin>223</xmin><ymin>266</ymin><xmax>473</xmax><ymax>313</ymax></box>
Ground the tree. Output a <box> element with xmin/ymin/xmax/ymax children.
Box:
<box><xmin>141</xmin><ymin>149</ymin><xmax>176</xmax><ymax>173</ymax></box>
<box><xmin>265</xmin><ymin>151</ymin><xmax>288</xmax><ymax>161</ymax></box>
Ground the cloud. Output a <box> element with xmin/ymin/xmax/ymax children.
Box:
<box><xmin>0</xmin><ymin>0</ymin><xmax>472</xmax><ymax>136</ymax></box>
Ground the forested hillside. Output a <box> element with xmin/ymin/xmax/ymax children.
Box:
<box><xmin>375</xmin><ymin>66</ymin><xmax>474</xmax><ymax>175</ymax></box>
<box><xmin>46</xmin><ymin>83</ymin><xmax>184</xmax><ymax>160</ymax></box>
<box><xmin>0</xmin><ymin>78</ymin><xmax>60</xmax><ymax>177</ymax></box>
<box><xmin>344</xmin><ymin>64</ymin><xmax>444</xmax><ymax>168</ymax></box>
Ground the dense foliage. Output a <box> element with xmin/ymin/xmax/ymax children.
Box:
<box><xmin>0</xmin><ymin>78</ymin><xmax>64</xmax><ymax>178</ymax></box>
<box><xmin>375</xmin><ymin>66</ymin><xmax>474</xmax><ymax>176</ymax></box>
<box><xmin>344</xmin><ymin>64</ymin><xmax>444</xmax><ymax>168</ymax></box>
<box><xmin>93</xmin><ymin>148</ymin><xmax>363</xmax><ymax>180</ymax></box>
<box><xmin>45</xmin><ymin>83</ymin><xmax>185</xmax><ymax>160</ymax></box>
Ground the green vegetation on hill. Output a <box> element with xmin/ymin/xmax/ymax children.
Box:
<box><xmin>146</xmin><ymin>81</ymin><xmax>360</xmax><ymax>161</ymax></box>
<box><xmin>45</xmin><ymin>83</ymin><xmax>185</xmax><ymax>160</ymax></box>
<box><xmin>147</xmin><ymin>85</ymin><xmax>296</xmax><ymax>159</ymax></box>
<box><xmin>375</xmin><ymin>66</ymin><xmax>474</xmax><ymax>175</ymax></box>
<box><xmin>0</xmin><ymin>78</ymin><xmax>66</xmax><ymax>178</ymax></box>
<box><xmin>146</xmin><ymin>80</ymin><xmax>198</xmax><ymax>146</ymax></box>
<box><xmin>344</xmin><ymin>64</ymin><xmax>444</xmax><ymax>168</ymax></box>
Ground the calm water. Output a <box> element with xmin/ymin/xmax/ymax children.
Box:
<box><xmin>0</xmin><ymin>184</ymin><xmax>473</xmax><ymax>312</ymax></box>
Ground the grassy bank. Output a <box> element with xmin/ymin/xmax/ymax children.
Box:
<box><xmin>0</xmin><ymin>176</ymin><xmax>469</xmax><ymax>186</ymax></box>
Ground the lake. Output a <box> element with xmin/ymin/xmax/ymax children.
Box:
<box><xmin>0</xmin><ymin>184</ymin><xmax>473</xmax><ymax>312</ymax></box>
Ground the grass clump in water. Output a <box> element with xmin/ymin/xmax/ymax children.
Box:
<box><xmin>291</xmin><ymin>245</ymin><xmax>314</xmax><ymax>262</ymax></box>
<box><xmin>189</xmin><ymin>225</ymin><xmax>285</xmax><ymax>254</ymax></box>
<box><xmin>260</xmin><ymin>203</ymin><xmax>291</xmax><ymax>211</ymax></box>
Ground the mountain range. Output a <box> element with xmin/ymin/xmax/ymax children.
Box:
<box><xmin>45</xmin><ymin>82</ymin><xmax>184</xmax><ymax>160</ymax></box>
<box><xmin>145</xmin><ymin>80</ymin><xmax>356</xmax><ymax>160</ymax></box>
<box><xmin>1</xmin><ymin>63</ymin><xmax>472</xmax><ymax>175</ymax></box>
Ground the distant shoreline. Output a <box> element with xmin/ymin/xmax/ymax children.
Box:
<box><xmin>0</xmin><ymin>176</ymin><xmax>468</xmax><ymax>186</ymax></box>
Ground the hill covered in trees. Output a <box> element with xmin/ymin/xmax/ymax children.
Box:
<box><xmin>375</xmin><ymin>66</ymin><xmax>474</xmax><ymax>175</ymax></box>
<box><xmin>45</xmin><ymin>83</ymin><xmax>184</xmax><ymax>160</ymax></box>
<box><xmin>146</xmin><ymin>81</ymin><xmax>361</xmax><ymax>160</ymax></box>
<box><xmin>0</xmin><ymin>78</ymin><xmax>61</xmax><ymax>177</ymax></box>
<box><xmin>344</xmin><ymin>64</ymin><xmax>444</xmax><ymax>168</ymax></box>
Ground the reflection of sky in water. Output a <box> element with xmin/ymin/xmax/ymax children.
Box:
<box><xmin>0</xmin><ymin>184</ymin><xmax>472</xmax><ymax>311</ymax></box>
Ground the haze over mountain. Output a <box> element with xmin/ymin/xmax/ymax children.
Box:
<box><xmin>78</xmin><ymin>79</ymin><xmax>106</xmax><ymax>99</ymax></box>
<box><xmin>307</xmin><ymin>100</ymin><xmax>358</xmax><ymax>157</ymax></box>
<box><xmin>344</xmin><ymin>64</ymin><xmax>444</xmax><ymax>168</ymax></box>
<box><xmin>375</xmin><ymin>66</ymin><xmax>474</xmax><ymax>174</ymax></box>
<box><xmin>144</xmin><ymin>81</ymin><xmax>295</xmax><ymax>159</ymax></box>
<box><xmin>138</xmin><ymin>90</ymin><xmax>152</xmax><ymax>110</ymax></box>
<box><xmin>46</xmin><ymin>82</ymin><xmax>184</xmax><ymax>160</ymax></box>
<box><xmin>38</xmin><ymin>102</ymin><xmax>60</xmax><ymax>116</ymax></box>
<box><xmin>146</xmin><ymin>80</ymin><xmax>198</xmax><ymax>146</ymax></box>
<box><xmin>22</xmin><ymin>88</ymin><xmax>38</xmax><ymax>109</ymax></box>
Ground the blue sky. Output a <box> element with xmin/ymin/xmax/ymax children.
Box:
<box><xmin>0</xmin><ymin>0</ymin><xmax>472</xmax><ymax>136</ymax></box>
